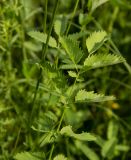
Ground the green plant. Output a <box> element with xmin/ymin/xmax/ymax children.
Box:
<box><xmin>0</xmin><ymin>0</ymin><xmax>131</xmax><ymax>160</ymax></box>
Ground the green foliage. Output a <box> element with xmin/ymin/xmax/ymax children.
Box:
<box><xmin>86</xmin><ymin>30</ymin><xmax>108</xmax><ymax>54</ymax></box>
<box><xmin>0</xmin><ymin>0</ymin><xmax>131</xmax><ymax>160</ymax></box>
<box><xmin>53</xmin><ymin>154</ymin><xmax>67</xmax><ymax>160</ymax></box>
<box><xmin>107</xmin><ymin>120</ymin><xmax>119</xmax><ymax>139</ymax></box>
<box><xmin>75</xmin><ymin>141</ymin><xmax>100</xmax><ymax>160</ymax></box>
<box><xmin>84</xmin><ymin>53</ymin><xmax>125</xmax><ymax>70</ymax></box>
<box><xmin>14</xmin><ymin>152</ymin><xmax>45</xmax><ymax>160</ymax></box>
<box><xmin>101</xmin><ymin>138</ymin><xmax>117</xmax><ymax>158</ymax></box>
<box><xmin>90</xmin><ymin>0</ymin><xmax>109</xmax><ymax>13</ymax></box>
<box><xmin>60</xmin><ymin>125</ymin><xmax>96</xmax><ymax>141</ymax></box>
<box><xmin>75</xmin><ymin>90</ymin><xmax>115</xmax><ymax>102</ymax></box>
<box><xmin>60</xmin><ymin>36</ymin><xmax>83</xmax><ymax>64</ymax></box>
<box><xmin>28</xmin><ymin>31</ymin><xmax>57</xmax><ymax>48</ymax></box>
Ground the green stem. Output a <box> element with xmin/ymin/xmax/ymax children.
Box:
<box><xmin>30</xmin><ymin>0</ymin><xmax>60</xmax><ymax>124</ymax></box>
<box><xmin>48</xmin><ymin>107</ymin><xmax>66</xmax><ymax>160</ymax></box>
<box><xmin>108</xmin><ymin>7</ymin><xmax>119</xmax><ymax>32</ymax></box>
<box><xmin>42</xmin><ymin>0</ymin><xmax>59</xmax><ymax>61</ymax></box>
<box><xmin>43</xmin><ymin>0</ymin><xmax>48</xmax><ymax>33</ymax></box>
<box><xmin>57</xmin><ymin>107</ymin><xmax>66</xmax><ymax>132</ymax></box>
<box><xmin>65</xmin><ymin>0</ymin><xmax>79</xmax><ymax>35</ymax></box>
<box><xmin>30</xmin><ymin>68</ymin><xmax>42</xmax><ymax>123</ymax></box>
<box><xmin>49</xmin><ymin>144</ymin><xmax>55</xmax><ymax>160</ymax></box>
<box><xmin>48</xmin><ymin>69</ymin><xmax>80</xmax><ymax>159</ymax></box>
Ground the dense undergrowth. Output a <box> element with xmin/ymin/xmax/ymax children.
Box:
<box><xmin>0</xmin><ymin>0</ymin><xmax>131</xmax><ymax>159</ymax></box>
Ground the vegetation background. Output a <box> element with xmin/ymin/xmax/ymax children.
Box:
<box><xmin>0</xmin><ymin>0</ymin><xmax>131</xmax><ymax>159</ymax></box>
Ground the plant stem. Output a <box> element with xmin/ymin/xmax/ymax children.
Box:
<box><xmin>43</xmin><ymin>0</ymin><xmax>48</xmax><ymax>33</ymax></box>
<box><xmin>30</xmin><ymin>0</ymin><xmax>59</xmax><ymax>124</ymax></box>
<box><xmin>108</xmin><ymin>7</ymin><xmax>119</xmax><ymax>32</ymax></box>
<box><xmin>41</xmin><ymin>0</ymin><xmax>59</xmax><ymax>61</ymax></box>
<box><xmin>48</xmin><ymin>107</ymin><xmax>66</xmax><ymax>160</ymax></box>
<box><xmin>49</xmin><ymin>144</ymin><xmax>55</xmax><ymax>160</ymax></box>
<box><xmin>48</xmin><ymin>70</ymin><xmax>80</xmax><ymax>159</ymax></box>
<box><xmin>65</xmin><ymin>0</ymin><xmax>79</xmax><ymax>35</ymax></box>
<box><xmin>57</xmin><ymin>107</ymin><xmax>66</xmax><ymax>132</ymax></box>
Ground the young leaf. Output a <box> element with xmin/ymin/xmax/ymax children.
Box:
<box><xmin>91</xmin><ymin>0</ymin><xmax>109</xmax><ymax>13</ymax></box>
<box><xmin>39</xmin><ymin>131</ymin><xmax>55</xmax><ymax>147</ymax></box>
<box><xmin>53</xmin><ymin>154</ymin><xmax>67</xmax><ymax>160</ymax></box>
<box><xmin>68</xmin><ymin>71</ymin><xmax>77</xmax><ymax>78</ymax></box>
<box><xmin>107</xmin><ymin>120</ymin><xmax>119</xmax><ymax>140</ymax></box>
<box><xmin>54</xmin><ymin>19</ymin><xmax>62</xmax><ymax>36</ymax></box>
<box><xmin>86</xmin><ymin>30</ymin><xmax>108</xmax><ymax>54</ymax></box>
<box><xmin>32</xmin><ymin>111</ymin><xmax>58</xmax><ymax>133</ymax></box>
<box><xmin>14</xmin><ymin>152</ymin><xmax>45</xmax><ymax>160</ymax></box>
<box><xmin>101</xmin><ymin>138</ymin><xmax>117</xmax><ymax>158</ymax></box>
<box><xmin>54</xmin><ymin>16</ymin><xmax>67</xmax><ymax>36</ymax></box>
<box><xmin>84</xmin><ymin>53</ymin><xmax>125</xmax><ymax>70</ymax></box>
<box><xmin>60</xmin><ymin>37</ymin><xmax>83</xmax><ymax>64</ymax></box>
<box><xmin>115</xmin><ymin>145</ymin><xmax>130</xmax><ymax>152</ymax></box>
<box><xmin>28</xmin><ymin>31</ymin><xmax>57</xmax><ymax>48</ymax></box>
<box><xmin>75</xmin><ymin>141</ymin><xmax>100</xmax><ymax>160</ymax></box>
<box><xmin>60</xmin><ymin>125</ymin><xmax>96</xmax><ymax>141</ymax></box>
<box><xmin>75</xmin><ymin>90</ymin><xmax>115</xmax><ymax>103</ymax></box>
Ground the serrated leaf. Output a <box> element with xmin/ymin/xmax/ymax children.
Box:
<box><xmin>60</xmin><ymin>64</ymin><xmax>82</xmax><ymax>69</ymax></box>
<box><xmin>54</xmin><ymin>19</ymin><xmax>61</xmax><ymax>36</ymax></box>
<box><xmin>91</xmin><ymin>0</ymin><xmax>109</xmax><ymax>12</ymax></box>
<box><xmin>39</xmin><ymin>131</ymin><xmax>55</xmax><ymax>147</ymax></box>
<box><xmin>84</xmin><ymin>53</ymin><xmax>125</xmax><ymax>69</ymax></box>
<box><xmin>75</xmin><ymin>141</ymin><xmax>100</xmax><ymax>160</ymax></box>
<box><xmin>28</xmin><ymin>31</ymin><xmax>57</xmax><ymax>48</ymax></box>
<box><xmin>68</xmin><ymin>31</ymin><xmax>89</xmax><ymax>40</ymax></box>
<box><xmin>14</xmin><ymin>152</ymin><xmax>45</xmax><ymax>160</ymax></box>
<box><xmin>53</xmin><ymin>154</ymin><xmax>67</xmax><ymax>160</ymax></box>
<box><xmin>60</xmin><ymin>37</ymin><xmax>83</xmax><ymax>64</ymax></box>
<box><xmin>101</xmin><ymin>138</ymin><xmax>117</xmax><ymax>158</ymax></box>
<box><xmin>68</xmin><ymin>71</ymin><xmax>77</xmax><ymax>77</ymax></box>
<box><xmin>60</xmin><ymin>125</ymin><xmax>96</xmax><ymax>141</ymax></box>
<box><xmin>86</xmin><ymin>30</ymin><xmax>108</xmax><ymax>54</ymax></box>
<box><xmin>75</xmin><ymin>90</ymin><xmax>115</xmax><ymax>102</ymax></box>
<box><xmin>34</xmin><ymin>111</ymin><xmax>58</xmax><ymax>133</ymax></box>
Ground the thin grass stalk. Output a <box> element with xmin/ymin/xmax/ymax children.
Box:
<box><xmin>43</xmin><ymin>0</ymin><xmax>48</xmax><ymax>33</ymax></box>
<box><xmin>30</xmin><ymin>0</ymin><xmax>60</xmax><ymax>124</ymax></box>
<box><xmin>65</xmin><ymin>0</ymin><xmax>79</xmax><ymax>35</ymax></box>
